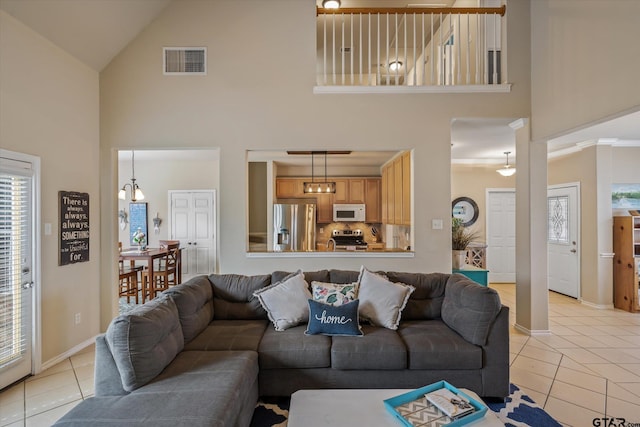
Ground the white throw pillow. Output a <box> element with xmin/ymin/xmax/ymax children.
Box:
<box><xmin>253</xmin><ymin>270</ymin><xmax>311</xmax><ymax>331</ymax></box>
<box><xmin>357</xmin><ymin>266</ymin><xmax>415</xmax><ymax>330</ymax></box>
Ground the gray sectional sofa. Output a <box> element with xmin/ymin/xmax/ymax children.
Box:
<box><xmin>54</xmin><ymin>269</ymin><xmax>509</xmax><ymax>426</ymax></box>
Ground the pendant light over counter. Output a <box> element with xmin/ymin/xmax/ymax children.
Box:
<box><xmin>287</xmin><ymin>150</ymin><xmax>352</xmax><ymax>194</ymax></box>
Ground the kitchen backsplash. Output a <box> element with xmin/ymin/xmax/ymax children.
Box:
<box><xmin>316</xmin><ymin>222</ymin><xmax>383</xmax><ymax>245</ymax></box>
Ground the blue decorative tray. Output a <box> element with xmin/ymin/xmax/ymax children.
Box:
<box><xmin>383</xmin><ymin>381</ymin><xmax>488</xmax><ymax>426</ymax></box>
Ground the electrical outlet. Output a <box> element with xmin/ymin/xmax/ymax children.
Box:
<box><xmin>432</xmin><ymin>219</ymin><xmax>443</xmax><ymax>230</ymax></box>
<box><xmin>74</xmin><ymin>313</ymin><xmax>81</xmax><ymax>325</ymax></box>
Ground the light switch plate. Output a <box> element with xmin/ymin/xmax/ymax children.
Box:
<box><xmin>432</xmin><ymin>219</ymin><xmax>443</xmax><ymax>230</ymax></box>
<box><xmin>44</xmin><ymin>223</ymin><xmax>52</xmax><ymax>235</ymax></box>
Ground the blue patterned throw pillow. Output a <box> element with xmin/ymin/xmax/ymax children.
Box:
<box><xmin>305</xmin><ymin>299</ymin><xmax>363</xmax><ymax>336</ymax></box>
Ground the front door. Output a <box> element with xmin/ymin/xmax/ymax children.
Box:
<box><xmin>170</xmin><ymin>191</ymin><xmax>216</xmax><ymax>280</ymax></box>
<box><xmin>0</xmin><ymin>152</ymin><xmax>36</xmax><ymax>389</ymax></box>
<box><xmin>547</xmin><ymin>183</ymin><xmax>580</xmax><ymax>298</ymax></box>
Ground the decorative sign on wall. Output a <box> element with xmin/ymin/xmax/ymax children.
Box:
<box><xmin>129</xmin><ymin>202</ymin><xmax>148</xmax><ymax>245</ymax></box>
<box><xmin>59</xmin><ymin>191</ymin><xmax>90</xmax><ymax>266</ymax></box>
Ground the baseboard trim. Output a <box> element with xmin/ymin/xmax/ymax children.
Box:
<box><xmin>580</xmin><ymin>299</ymin><xmax>614</xmax><ymax>310</ymax></box>
<box><xmin>514</xmin><ymin>323</ymin><xmax>552</xmax><ymax>336</ymax></box>
<box><xmin>39</xmin><ymin>335</ymin><xmax>97</xmax><ymax>373</ymax></box>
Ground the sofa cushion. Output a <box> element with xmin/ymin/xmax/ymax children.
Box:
<box><xmin>331</xmin><ymin>325</ymin><xmax>407</xmax><ymax>369</ymax></box>
<box><xmin>209</xmin><ymin>273</ymin><xmax>270</xmax><ymax>320</ymax></box>
<box><xmin>357</xmin><ymin>266</ymin><xmax>415</xmax><ymax>330</ymax></box>
<box><xmin>398</xmin><ymin>320</ymin><xmax>483</xmax><ymax>370</ymax></box>
<box><xmin>311</xmin><ymin>281</ymin><xmax>359</xmax><ymax>306</ymax></box>
<box><xmin>441</xmin><ymin>275</ymin><xmax>502</xmax><ymax>345</ymax></box>
<box><xmin>329</xmin><ymin>269</ymin><xmax>361</xmax><ymax>284</ymax></box>
<box><xmin>305</xmin><ymin>299</ymin><xmax>363</xmax><ymax>337</ymax></box>
<box><xmin>184</xmin><ymin>320</ymin><xmax>268</xmax><ymax>351</ymax></box>
<box><xmin>272</xmin><ymin>270</ymin><xmax>330</xmax><ymax>284</ymax></box>
<box><xmin>54</xmin><ymin>351</ymin><xmax>258</xmax><ymax>427</ymax></box>
<box><xmin>386</xmin><ymin>272</ymin><xmax>448</xmax><ymax>320</ymax></box>
<box><xmin>259</xmin><ymin>325</ymin><xmax>331</xmax><ymax>369</ymax></box>
<box><xmin>254</xmin><ymin>270</ymin><xmax>312</xmax><ymax>331</ymax></box>
<box><xmin>105</xmin><ymin>294</ymin><xmax>184</xmax><ymax>392</ymax></box>
<box><xmin>164</xmin><ymin>275</ymin><xmax>214</xmax><ymax>343</ymax></box>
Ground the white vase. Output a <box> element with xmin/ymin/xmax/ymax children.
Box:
<box><xmin>452</xmin><ymin>250</ymin><xmax>467</xmax><ymax>269</ymax></box>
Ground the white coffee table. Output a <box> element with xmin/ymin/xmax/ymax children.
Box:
<box><xmin>288</xmin><ymin>389</ymin><xmax>503</xmax><ymax>427</ymax></box>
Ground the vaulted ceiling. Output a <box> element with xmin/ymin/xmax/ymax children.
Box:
<box><xmin>2</xmin><ymin>0</ymin><xmax>638</xmax><ymax>164</ymax></box>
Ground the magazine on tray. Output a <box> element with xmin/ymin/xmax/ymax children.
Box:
<box><xmin>383</xmin><ymin>381</ymin><xmax>487</xmax><ymax>427</ymax></box>
<box><xmin>424</xmin><ymin>388</ymin><xmax>475</xmax><ymax>419</ymax></box>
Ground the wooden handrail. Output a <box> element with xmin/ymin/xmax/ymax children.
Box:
<box><xmin>317</xmin><ymin>5</ymin><xmax>506</xmax><ymax>16</ymax></box>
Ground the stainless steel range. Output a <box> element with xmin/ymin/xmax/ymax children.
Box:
<box><xmin>328</xmin><ymin>229</ymin><xmax>368</xmax><ymax>251</ymax></box>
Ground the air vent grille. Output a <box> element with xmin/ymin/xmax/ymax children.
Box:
<box><xmin>163</xmin><ymin>47</ymin><xmax>206</xmax><ymax>75</ymax></box>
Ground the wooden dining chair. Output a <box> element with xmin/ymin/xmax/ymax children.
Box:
<box><xmin>118</xmin><ymin>242</ymin><xmax>143</xmax><ymax>304</ymax></box>
<box><xmin>142</xmin><ymin>241</ymin><xmax>180</xmax><ymax>300</ymax></box>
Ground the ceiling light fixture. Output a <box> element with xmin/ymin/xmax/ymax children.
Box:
<box><xmin>303</xmin><ymin>151</ymin><xmax>336</xmax><ymax>194</ymax></box>
<box><xmin>389</xmin><ymin>61</ymin><xmax>403</xmax><ymax>72</ymax></box>
<box><xmin>118</xmin><ymin>150</ymin><xmax>145</xmax><ymax>201</ymax></box>
<box><xmin>496</xmin><ymin>151</ymin><xmax>516</xmax><ymax>177</ymax></box>
<box><xmin>322</xmin><ymin>0</ymin><xmax>341</xmax><ymax>9</ymax></box>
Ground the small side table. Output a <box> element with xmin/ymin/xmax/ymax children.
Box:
<box><xmin>452</xmin><ymin>265</ymin><xmax>489</xmax><ymax>286</ymax></box>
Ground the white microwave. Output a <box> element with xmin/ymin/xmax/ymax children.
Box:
<box><xmin>333</xmin><ymin>204</ymin><xmax>366</xmax><ymax>222</ymax></box>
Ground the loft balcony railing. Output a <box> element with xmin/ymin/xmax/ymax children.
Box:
<box><xmin>315</xmin><ymin>5</ymin><xmax>509</xmax><ymax>93</ymax></box>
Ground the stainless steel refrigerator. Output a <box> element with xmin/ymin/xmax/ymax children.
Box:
<box><xmin>273</xmin><ymin>203</ymin><xmax>316</xmax><ymax>251</ymax></box>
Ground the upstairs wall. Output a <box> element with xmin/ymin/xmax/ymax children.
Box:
<box><xmin>531</xmin><ymin>0</ymin><xmax>640</xmax><ymax>141</ymax></box>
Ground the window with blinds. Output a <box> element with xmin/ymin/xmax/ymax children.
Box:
<box><xmin>0</xmin><ymin>172</ymin><xmax>31</xmax><ymax>369</ymax></box>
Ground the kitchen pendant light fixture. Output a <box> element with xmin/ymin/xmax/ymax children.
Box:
<box><xmin>118</xmin><ymin>150</ymin><xmax>145</xmax><ymax>201</ymax></box>
<box><xmin>496</xmin><ymin>151</ymin><xmax>516</xmax><ymax>177</ymax></box>
<box><xmin>303</xmin><ymin>151</ymin><xmax>336</xmax><ymax>194</ymax></box>
<box><xmin>322</xmin><ymin>0</ymin><xmax>341</xmax><ymax>9</ymax></box>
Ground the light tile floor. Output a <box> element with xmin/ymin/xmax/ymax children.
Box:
<box><xmin>1</xmin><ymin>284</ymin><xmax>640</xmax><ymax>427</ymax></box>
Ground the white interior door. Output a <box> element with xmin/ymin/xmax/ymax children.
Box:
<box><xmin>0</xmin><ymin>155</ymin><xmax>35</xmax><ymax>388</ymax></box>
<box><xmin>548</xmin><ymin>184</ymin><xmax>580</xmax><ymax>298</ymax></box>
<box><xmin>486</xmin><ymin>190</ymin><xmax>516</xmax><ymax>282</ymax></box>
<box><xmin>170</xmin><ymin>191</ymin><xmax>216</xmax><ymax>279</ymax></box>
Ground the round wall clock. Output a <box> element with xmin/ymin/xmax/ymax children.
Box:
<box><xmin>452</xmin><ymin>197</ymin><xmax>479</xmax><ymax>227</ymax></box>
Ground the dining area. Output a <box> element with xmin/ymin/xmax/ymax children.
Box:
<box><xmin>118</xmin><ymin>240</ymin><xmax>183</xmax><ymax>307</ymax></box>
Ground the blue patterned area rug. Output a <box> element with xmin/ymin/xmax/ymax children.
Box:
<box><xmin>249</xmin><ymin>384</ymin><xmax>560</xmax><ymax>427</ymax></box>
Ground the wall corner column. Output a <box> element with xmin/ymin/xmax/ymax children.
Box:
<box><xmin>514</xmin><ymin>118</ymin><xmax>550</xmax><ymax>334</ymax></box>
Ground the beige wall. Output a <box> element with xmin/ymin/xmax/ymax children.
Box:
<box><xmin>451</xmin><ymin>164</ymin><xmax>516</xmax><ymax>241</ymax></box>
<box><xmin>531</xmin><ymin>0</ymin><xmax>640</xmax><ymax>141</ymax></box>
<box><xmin>99</xmin><ymin>0</ymin><xmax>532</xmax><ymax>303</ymax></box>
<box><xmin>0</xmin><ymin>11</ymin><xmax>100</xmax><ymax>364</ymax></box>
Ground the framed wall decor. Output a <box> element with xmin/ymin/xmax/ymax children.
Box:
<box><xmin>59</xmin><ymin>191</ymin><xmax>90</xmax><ymax>265</ymax></box>
<box><xmin>452</xmin><ymin>197</ymin><xmax>479</xmax><ymax>227</ymax></box>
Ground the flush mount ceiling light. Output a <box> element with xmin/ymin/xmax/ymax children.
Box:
<box><xmin>496</xmin><ymin>151</ymin><xmax>516</xmax><ymax>177</ymax></box>
<box><xmin>388</xmin><ymin>61</ymin><xmax>403</xmax><ymax>72</ymax></box>
<box><xmin>322</xmin><ymin>0</ymin><xmax>341</xmax><ymax>9</ymax></box>
<box><xmin>302</xmin><ymin>151</ymin><xmax>336</xmax><ymax>194</ymax></box>
<box><xmin>118</xmin><ymin>150</ymin><xmax>145</xmax><ymax>201</ymax></box>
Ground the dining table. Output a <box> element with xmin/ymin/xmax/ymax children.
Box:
<box><xmin>119</xmin><ymin>247</ymin><xmax>183</xmax><ymax>303</ymax></box>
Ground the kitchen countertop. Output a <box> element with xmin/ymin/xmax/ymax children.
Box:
<box><xmin>246</xmin><ymin>249</ymin><xmax>414</xmax><ymax>258</ymax></box>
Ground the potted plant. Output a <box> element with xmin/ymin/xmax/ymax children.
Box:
<box><xmin>452</xmin><ymin>218</ymin><xmax>477</xmax><ymax>269</ymax></box>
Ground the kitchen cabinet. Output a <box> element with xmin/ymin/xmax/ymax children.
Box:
<box><xmin>334</xmin><ymin>178</ymin><xmax>365</xmax><ymax>204</ymax></box>
<box><xmin>365</xmin><ymin>178</ymin><xmax>381</xmax><ymax>223</ymax></box>
<box><xmin>613</xmin><ymin>216</ymin><xmax>640</xmax><ymax>312</ymax></box>
<box><xmin>276</xmin><ymin>178</ymin><xmax>304</xmax><ymax>198</ymax></box>
<box><xmin>316</xmin><ymin>193</ymin><xmax>334</xmax><ymax>223</ymax></box>
<box><xmin>381</xmin><ymin>151</ymin><xmax>411</xmax><ymax>226</ymax></box>
<box><xmin>401</xmin><ymin>151</ymin><xmax>411</xmax><ymax>225</ymax></box>
<box><xmin>382</xmin><ymin>163</ymin><xmax>395</xmax><ymax>224</ymax></box>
